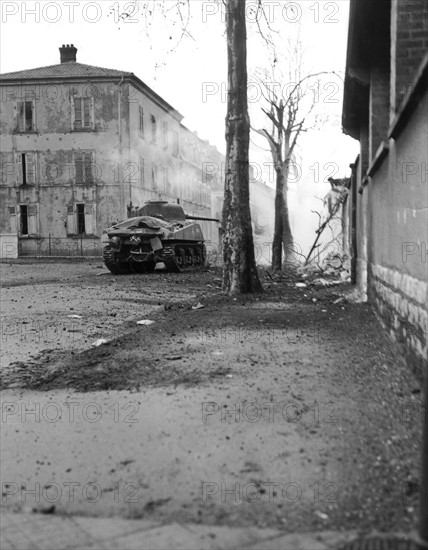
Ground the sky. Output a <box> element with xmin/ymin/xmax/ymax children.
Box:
<box><xmin>0</xmin><ymin>0</ymin><xmax>360</xmax><ymax>253</ymax></box>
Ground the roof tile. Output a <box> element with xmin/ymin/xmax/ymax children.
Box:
<box><xmin>0</xmin><ymin>62</ymin><xmax>133</xmax><ymax>80</ymax></box>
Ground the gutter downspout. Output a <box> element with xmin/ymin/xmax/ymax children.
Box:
<box><xmin>117</xmin><ymin>76</ymin><xmax>125</xmax><ymax>218</ymax></box>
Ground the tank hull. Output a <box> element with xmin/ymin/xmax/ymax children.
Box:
<box><xmin>102</xmin><ymin>214</ymin><xmax>206</xmax><ymax>274</ymax></box>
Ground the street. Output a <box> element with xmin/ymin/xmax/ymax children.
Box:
<box><xmin>0</xmin><ymin>261</ymin><xmax>423</xmax><ymax>546</ymax></box>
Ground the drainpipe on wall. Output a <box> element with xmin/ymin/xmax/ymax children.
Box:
<box><xmin>117</xmin><ymin>76</ymin><xmax>125</xmax><ymax>218</ymax></box>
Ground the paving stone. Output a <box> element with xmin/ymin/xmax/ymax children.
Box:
<box><xmin>184</xmin><ymin>523</ymin><xmax>283</xmax><ymax>549</ymax></box>
<box><xmin>99</xmin><ymin>523</ymin><xmax>205</xmax><ymax>549</ymax></box>
<box><xmin>73</xmin><ymin>516</ymin><xmax>161</xmax><ymax>542</ymax></box>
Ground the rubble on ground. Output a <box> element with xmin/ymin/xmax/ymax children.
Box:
<box><xmin>297</xmin><ymin>252</ymin><xmax>351</xmax><ymax>284</ymax></box>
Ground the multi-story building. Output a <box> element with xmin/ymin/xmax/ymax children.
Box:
<box><xmin>342</xmin><ymin>0</ymin><xmax>428</xmax><ymax>376</ymax></box>
<box><xmin>0</xmin><ymin>44</ymin><xmax>223</xmax><ymax>257</ymax></box>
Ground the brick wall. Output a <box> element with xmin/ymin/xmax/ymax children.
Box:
<box><xmin>370</xmin><ymin>264</ymin><xmax>427</xmax><ymax>378</ymax></box>
<box><xmin>369</xmin><ymin>67</ymin><xmax>390</xmax><ymax>160</ymax></box>
<box><xmin>393</xmin><ymin>0</ymin><xmax>428</xmax><ymax>109</ymax></box>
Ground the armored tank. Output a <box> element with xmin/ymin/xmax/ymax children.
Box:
<box><xmin>102</xmin><ymin>201</ymin><xmax>217</xmax><ymax>274</ymax></box>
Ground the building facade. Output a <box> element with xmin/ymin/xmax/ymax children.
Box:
<box><xmin>342</xmin><ymin>0</ymin><xmax>428</xmax><ymax>377</ymax></box>
<box><xmin>0</xmin><ymin>45</ymin><xmax>223</xmax><ymax>257</ymax></box>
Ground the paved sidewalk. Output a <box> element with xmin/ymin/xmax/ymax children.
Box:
<box><xmin>0</xmin><ymin>512</ymin><xmax>362</xmax><ymax>549</ymax></box>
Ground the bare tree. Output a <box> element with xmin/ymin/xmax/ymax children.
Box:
<box><xmin>305</xmin><ymin>177</ymin><xmax>349</xmax><ymax>265</ymax></box>
<box><xmin>222</xmin><ymin>0</ymin><xmax>262</xmax><ymax>293</ymax></box>
<box><xmin>120</xmin><ymin>0</ymin><xmax>263</xmax><ymax>294</ymax></box>
<box><xmin>252</xmin><ymin>67</ymin><xmax>332</xmax><ymax>271</ymax></box>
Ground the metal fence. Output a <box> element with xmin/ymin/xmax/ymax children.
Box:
<box><xmin>18</xmin><ymin>235</ymin><xmax>103</xmax><ymax>258</ymax></box>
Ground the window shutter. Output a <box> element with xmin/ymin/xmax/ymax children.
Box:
<box><xmin>152</xmin><ymin>166</ymin><xmax>157</xmax><ymax>189</ymax></box>
<box><xmin>13</xmin><ymin>103</ymin><xmax>19</xmax><ymax>132</ymax></box>
<box><xmin>74</xmin><ymin>98</ymin><xmax>82</xmax><ymax>129</ymax></box>
<box><xmin>9</xmin><ymin>206</ymin><xmax>17</xmax><ymax>233</ymax></box>
<box><xmin>31</xmin><ymin>100</ymin><xmax>36</xmax><ymax>131</ymax></box>
<box><xmin>15</xmin><ymin>153</ymin><xmax>23</xmax><ymax>184</ymax></box>
<box><xmin>90</xmin><ymin>97</ymin><xmax>95</xmax><ymax>129</ymax></box>
<box><xmin>84</xmin><ymin>152</ymin><xmax>93</xmax><ymax>183</ymax></box>
<box><xmin>84</xmin><ymin>203</ymin><xmax>95</xmax><ymax>235</ymax></box>
<box><xmin>17</xmin><ymin>102</ymin><xmax>24</xmax><ymax>131</ymax></box>
<box><xmin>83</xmin><ymin>98</ymin><xmax>91</xmax><ymax>128</ymax></box>
<box><xmin>26</xmin><ymin>153</ymin><xmax>36</xmax><ymax>184</ymax></box>
<box><xmin>70</xmin><ymin>95</ymin><xmax>75</xmax><ymax>129</ymax></box>
<box><xmin>75</xmin><ymin>153</ymin><xmax>84</xmax><ymax>183</ymax></box>
<box><xmin>66</xmin><ymin>205</ymin><xmax>75</xmax><ymax>234</ymax></box>
<box><xmin>27</xmin><ymin>204</ymin><xmax>38</xmax><ymax>236</ymax></box>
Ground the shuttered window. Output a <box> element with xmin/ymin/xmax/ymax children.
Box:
<box><xmin>14</xmin><ymin>101</ymin><xmax>35</xmax><ymax>132</ymax></box>
<box><xmin>139</xmin><ymin>106</ymin><xmax>144</xmax><ymax>137</ymax></box>
<box><xmin>16</xmin><ymin>153</ymin><xmax>36</xmax><ymax>185</ymax></box>
<box><xmin>162</xmin><ymin>122</ymin><xmax>168</xmax><ymax>148</ymax></box>
<box><xmin>151</xmin><ymin>115</ymin><xmax>157</xmax><ymax>143</ymax></box>
<box><xmin>74</xmin><ymin>152</ymin><xmax>94</xmax><ymax>184</ymax></box>
<box><xmin>66</xmin><ymin>203</ymin><xmax>96</xmax><ymax>235</ymax></box>
<box><xmin>72</xmin><ymin>97</ymin><xmax>94</xmax><ymax>130</ymax></box>
<box><xmin>152</xmin><ymin>165</ymin><xmax>158</xmax><ymax>189</ymax></box>
<box><xmin>18</xmin><ymin>204</ymin><xmax>38</xmax><ymax>236</ymax></box>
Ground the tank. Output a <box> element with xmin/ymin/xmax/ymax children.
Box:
<box><xmin>102</xmin><ymin>201</ymin><xmax>214</xmax><ymax>274</ymax></box>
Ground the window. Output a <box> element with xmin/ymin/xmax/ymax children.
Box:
<box><xmin>74</xmin><ymin>152</ymin><xmax>94</xmax><ymax>184</ymax></box>
<box><xmin>20</xmin><ymin>205</ymin><xmax>28</xmax><ymax>235</ymax></box>
<box><xmin>72</xmin><ymin>97</ymin><xmax>94</xmax><ymax>130</ymax></box>
<box><xmin>16</xmin><ymin>153</ymin><xmax>36</xmax><ymax>185</ymax></box>
<box><xmin>140</xmin><ymin>157</ymin><xmax>145</xmax><ymax>187</ymax></box>
<box><xmin>151</xmin><ymin>115</ymin><xmax>157</xmax><ymax>143</ymax></box>
<box><xmin>151</xmin><ymin>165</ymin><xmax>158</xmax><ymax>189</ymax></box>
<box><xmin>66</xmin><ymin>203</ymin><xmax>96</xmax><ymax>235</ymax></box>
<box><xmin>18</xmin><ymin>204</ymin><xmax>38</xmax><ymax>236</ymax></box>
<box><xmin>161</xmin><ymin>167</ymin><xmax>167</xmax><ymax>191</ymax></box>
<box><xmin>139</xmin><ymin>106</ymin><xmax>144</xmax><ymax>137</ymax></box>
<box><xmin>162</xmin><ymin>122</ymin><xmax>168</xmax><ymax>148</ymax></box>
<box><xmin>173</xmin><ymin>131</ymin><xmax>179</xmax><ymax>156</ymax></box>
<box><xmin>77</xmin><ymin>204</ymin><xmax>86</xmax><ymax>234</ymax></box>
<box><xmin>15</xmin><ymin>101</ymin><xmax>35</xmax><ymax>132</ymax></box>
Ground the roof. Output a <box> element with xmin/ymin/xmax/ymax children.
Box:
<box><xmin>0</xmin><ymin>61</ymin><xmax>183</xmax><ymax>121</ymax></box>
<box><xmin>0</xmin><ymin>62</ymin><xmax>133</xmax><ymax>80</ymax></box>
<box><xmin>342</xmin><ymin>0</ymin><xmax>391</xmax><ymax>138</ymax></box>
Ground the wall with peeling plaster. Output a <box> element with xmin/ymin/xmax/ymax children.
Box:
<box><xmin>0</xmin><ymin>77</ymin><xmax>224</xmax><ymax>256</ymax></box>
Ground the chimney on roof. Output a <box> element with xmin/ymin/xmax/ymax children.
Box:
<box><xmin>59</xmin><ymin>44</ymin><xmax>77</xmax><ymax>63</ymax></box>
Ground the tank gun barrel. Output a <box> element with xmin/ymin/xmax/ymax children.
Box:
<box><xmin>185</xmin><ymin>215</ymin><xmax>220</xmax><ymax>223</ymax></box>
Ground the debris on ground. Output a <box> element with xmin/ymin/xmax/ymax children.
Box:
<box><xmin>191</xmin><ymin>302</ymin><xmax>205</xmax><ymax>310</ymax></box>
<box><xmin>311</xmin><ymin>278</ymin><xmax>342</xmax><ymax>287</ymax></box>
<box><xmin>91</xmin><ymin>338</ymin><xmax>110</xmax><ymax>347</ymax></box>
<box><xmin>137</xmin><ymin>320</ymin><xmax>155</xmax><ymax>326</ymax></box>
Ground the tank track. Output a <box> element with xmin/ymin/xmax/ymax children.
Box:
<box><xmin>103</xmin><ymin>246</ymin><xmax>130</xmax><ymax>275</ymax></box>
<box><xmin>103</xmin><ymin>243</ymin><xmax>206</xmax><ymax>275</ymax></box>
<box><xmin>163</xmin><ymin>243</ymin><xmax>206</xmax><ymax>273</ymax></box>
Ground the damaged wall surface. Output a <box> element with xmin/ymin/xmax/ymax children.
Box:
<box><xmin>0</xmin><ymin>45</ymin><xmax>224</xmax><ymax>257</ymax></box>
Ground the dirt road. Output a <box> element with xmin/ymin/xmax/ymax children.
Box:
<box><xmin>0</xmin><ymin>261</ymin><xmax>423</xmax><ymax>536</ymax></box>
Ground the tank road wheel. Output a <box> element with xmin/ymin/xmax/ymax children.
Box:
<box><xmin>186</xmin><ymin>247</ymin><xmax>195</xmax><ymax>267</ymax></box>
<box><xmin>176</xmin><ymin>248</ymin><xmax>186</xmax><ymax>268</ymax></box>
<box><xmin>194</xmin><ymin>246</ymin><xmax>203</xmax><ymax>266</ymax></box>
<box><xmin>103</xmin><ymin>246</ymin><xmax>130</xmax><ymax>275</ymax></box>
<box><xmin>163</xmin><ymin>246</ymin><xmax>181</xmax><ymax>273</ymax></box>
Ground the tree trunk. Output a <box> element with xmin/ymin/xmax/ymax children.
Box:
<box><xmin>272</xmin><ymin>156</ymin><xmax>294</xmax><ymax>271</ymax></box>
<box><xmin>281</xmin><ymin>163</ymin><xmax>294</xmax><ymax>265</ymax></box>
<box><xmin>272</xmin><ymin>166</ymin><xmax>284</xmax><ymax>270</ymax></box>
<box><xmin>222</xmin><ymin>0</ymin><xmax>262</xmax><ymax>294</ymax></box>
